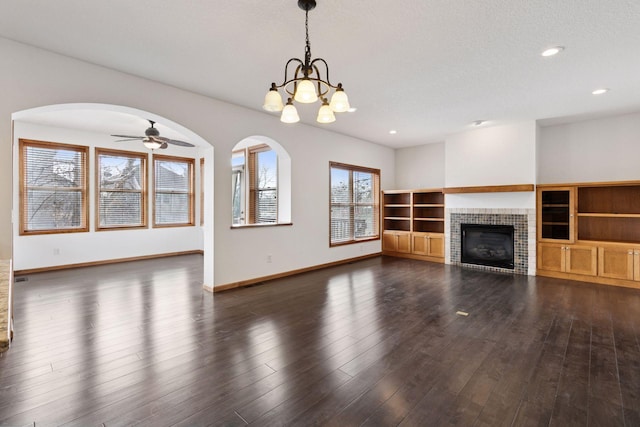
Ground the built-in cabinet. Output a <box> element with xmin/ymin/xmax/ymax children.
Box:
<box><xmin>537</xmin><ymin>182</ymin><xmax>640</xmax><ymax>289</ymax></box>
<box><xmin>382</xmin><ymin>231</ymin><xmax>411</xmax><ymax>253</ymax></box>
<box><xmin>537</xmin><ymin>242</ymin><xmax>597</xmax><ymax>276</ymax></box>
<box><xmin>597</xmin><ymin>245</ymin><xmax>640</xmax><ymax>281</ymax></box>
<box><xmin>382</xmin><ymin>189</ymin><xmax>445</xmax><ymax>263</ymax></box>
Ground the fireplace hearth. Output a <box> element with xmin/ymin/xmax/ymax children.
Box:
<box><xmin>461</xmin><ymin>224</ymin><xmax>514</xmax><ymax>269</ymax></box>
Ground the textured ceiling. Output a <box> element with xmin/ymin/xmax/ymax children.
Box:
<box><xmin>1</xmin><ymin>0</ymin><xmax>640</xmax><ymax>148</ymax></box>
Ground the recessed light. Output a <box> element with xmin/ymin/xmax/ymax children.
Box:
<box><xmin>541</xmin><ymin>46</ymin><xmax>564</xmax><ymax>57</ymax></box>
<box><xmin>592</xmin><ymin>88</ymin><xmax>609</xmax><ymax>95</ymax></box>
<box><xmin>347</xmin><ymin>107</ymin><xmax>357</xmax><ymax>113</ymax></box>
<box><xmin>389</xmin><ymin>130</ymin><xmax>397</xmax><ymax>135</ymax></box>
<box><xmin>472</xmin><ymin>120</ymin><xmax>486</xmax><ymax>126</ymax></box>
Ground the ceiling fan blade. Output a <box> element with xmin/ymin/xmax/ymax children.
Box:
<box><xmin>157</xmin><ymin>137</ymin><xmax>195</xmax><ymax>147</ymax></box>
<box><xmin>160</xmin><ymin>142</ymin><xmax>169</xmax><ymax>149</ymax></box>
<box><xmin>114</xmin><ymin>138</ymin><xmax>143</xmax><ymax>142</ymax></box>
<box><xmin>111</xmin><ymin>134</ymin><xmax>144</xmax><ymax>139</ymax></box>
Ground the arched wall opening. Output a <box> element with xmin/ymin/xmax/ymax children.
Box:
<box><xmin>11</xmin><ymin>103</ymin><xmax>214</xmax><ymax>287</ymax></box>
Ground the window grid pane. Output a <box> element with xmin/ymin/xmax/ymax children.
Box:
<box><xmin>98</xmin><ymin>151</ymin><xmax>146</xmax><ymax>228</ymax></box>
<box><xmin>154</xmin><ymin>156</ymin><xmax>194</xmax><ymax>226</ymax></box>
<box><xmin>330</xmin><ymin>164</ymin><xmax>380</xmax><ymax>245</ymax></box>
<box><xmin>21</xmin><ymin>141</ymin><xmax>88</xmax><ymax>234</ymax></box>
<box><xmin>254</xmin><ymin>149</ymin><xmax>277</xmax><ymax>224</ymax></box>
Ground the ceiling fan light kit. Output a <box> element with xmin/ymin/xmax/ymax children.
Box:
<box><xmin>263</xmin><ymin>0</ymin><xmax>350</xmax><ymax>124</ymax></box>
<box><xmin>111</xmin><ymin>120</ymin><xmax>195</xmax><ymax>150</ymax></box>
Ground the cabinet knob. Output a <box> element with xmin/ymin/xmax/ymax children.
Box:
<box><xmin>628</xmin><ymin>251</ymin><xmax>634</xmax><ymax>255</ymax></box>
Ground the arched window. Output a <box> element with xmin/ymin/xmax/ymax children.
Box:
<box><xmin>231</xmin><ymin>136</ymin><xmax>291</xmax><ymax>226</ymax></box>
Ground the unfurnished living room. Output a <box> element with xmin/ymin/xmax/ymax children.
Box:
<box><xmin>1</xmin><ymin>1</ymin><xmax>640</xmax><ymax>426</ymax></box>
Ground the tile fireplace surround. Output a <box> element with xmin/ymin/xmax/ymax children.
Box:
<box><xmin>446</xmin><ymin>208</ymin><xmax>536</xmax><ymax>275</ymax></box>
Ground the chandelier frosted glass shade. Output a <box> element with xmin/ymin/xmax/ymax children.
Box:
<box><xmin>293</xmin><ymin>79</ymin><xmax>319</xmax><ymax>103</ymax></box>
<box><xmin>262</xmin><ymin>0</ymin><xmax>351</xmax><ymax>124</ymax></box>
<box><xmin>317</xmin><ymin>101</ymin><xmax>336</xmax><ymax>123</ymax></box>
<box><xmin>329</xmin><ymin>86</ymin><xmax>350</xmax><ymax>113</ymax></box>
<box><xmin>280</xmin><ymin>99</ymin><xmax>300</xmax><ymax>123</ymax></box>
<box><xmin>263</xmin><ymin>88</ymin><xmax>284</xmax><ymax>112</ymax></box>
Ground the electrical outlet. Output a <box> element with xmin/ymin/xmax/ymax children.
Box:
<box><xmin>266</xmin><ymin>255</ymin><xmax>272</xmax><ymax>263</ymax></box>
<box><xmin>53</xmin><ymin>248</ymin><xmax>60</xmax><ymax>255</ymax></box>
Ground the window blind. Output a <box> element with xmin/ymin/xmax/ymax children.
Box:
<box><xmin>20</xmin><ymin>140</ymin><xmax>88</xmax><ymax>234</ymax></box>
<box><xmin>97</xmin><ymin>150</ymin><xmax>146</xmax><ymax>229</ymax></box>
<box><xmin>154</xmin><ymin>156</ymin><xmax>194</xmax><ymax>226</ymax></box>
<box><xmin>330</xmin><ymin>163</ymin><xmax>380</xmax><ymax>245</ymax></box>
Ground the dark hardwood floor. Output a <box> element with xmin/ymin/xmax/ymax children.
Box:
<box><xmin>1</xmin><ymin>254</ymin><xmax>639</xmax><ymax>426</ymax></box>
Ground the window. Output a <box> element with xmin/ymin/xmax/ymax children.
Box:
<box><xmin>330</xmin><ymin>162</ymin><xmax>380</xmax><ymax>246</ymax></box>
<box><xmin>232</xmin><ymin>144</ymin><xmax>278</xmax><ymax>225</ymax></box>
<box><xmin>19</xmin><ymin>139</ymin><xmax>89</xmax><ymax>235</ymax></box>
<box><xmin>96</xmin><ymin>148</ymin><xmax>147</xmax><ymax>230</ymax></box>
<box><xmin>153</xmin><ymin>154</ymin><xmax>195</xmax><ymax>227</ymax></box>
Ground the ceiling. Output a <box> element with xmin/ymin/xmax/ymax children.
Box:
<box><xmin>1</xmin><ymin>0</ymin><xmax>639</xmax><ymax>148</ymax></box>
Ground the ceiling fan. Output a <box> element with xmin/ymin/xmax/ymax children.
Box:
<box><xmin>111</xmin><ymin>120</ymin><xmax>195</xmax><ymax>149</ymax></box>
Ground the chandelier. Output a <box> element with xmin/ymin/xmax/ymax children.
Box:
<box><xmin>262</xmin><ymin>0</ymin><xmax>350</xmax><ymax>124</ymax></box>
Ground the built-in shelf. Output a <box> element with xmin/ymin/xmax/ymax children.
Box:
<box><xmin>537</xmin><ymin>181</ymin><xmax>640</xmax><ymax>290</ymax></box>
<box><xmin>382</xmin><ymin>189</ymin><xmax>445</xmax><ymax>260</ymax></box>
<box><xmin>578</xmin><ymin>213</ymin><xmax>640</xmax><ymax>218</ymax></box>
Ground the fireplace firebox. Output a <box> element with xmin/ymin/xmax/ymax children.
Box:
<box><xmin>461</xmin><ymin>224</ymin><xmax>514</xmax><ymax>269</ymax></box>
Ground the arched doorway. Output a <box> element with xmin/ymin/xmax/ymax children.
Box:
<box><xmin>11</xmin><ymin>103</ymin><xmax>214</xmax><ymax>287</ymax></box>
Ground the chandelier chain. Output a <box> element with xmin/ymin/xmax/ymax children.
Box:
<box><xmin>304</xmin><ymin>9</ymin><xmax>311</xmax><ymax>72</ymax></box>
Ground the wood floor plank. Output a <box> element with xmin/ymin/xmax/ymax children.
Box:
<box><xmin>1</xmin><ymin>255</ymin><xmax>640</xmax><ymax>425</ymax></box>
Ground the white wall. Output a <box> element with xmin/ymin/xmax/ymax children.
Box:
<box><xmin>538</xmin><ymin>112</ymin><xmax>640</xmax><ymax>184</ymax></box>
<box><xmin>445</xmin><ymin>121</ymin><xmax>537</xmax><ymax>209</ymax></box>
<box><xmin>445</xmin><ymin>121</ymin><xmax>537</xmax><ymax>187</ymax></box>
<box><xmin>12</xmin><ymin>122</ymin><xmax>203</xmax><ymax>271</ymax></box>
<box><xmin>394</xmin><ymin>142</ymin><xmax>445</xmax><ymax>189</ymax></box>
<box><xmin>215</xmin><ymin>128</ymin><xmax>394</xmax><ymax>285</ymax></box>
<box><xmin>0</xmin><ymin>38</ymin><xmax>394</xmax><ymax>287</ymax></box>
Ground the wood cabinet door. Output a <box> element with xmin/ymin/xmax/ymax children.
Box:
<box><xmin>382</xmin><ymin>232</ymin><xmax>398</xmax><ymax>252</ymax></box>
<box><xmin>537</xmin><ymin>187</ymin><xmax>576</xmax><ymax>243</ymax></box>
<box><xmin>566</xmin><ymin>245</ymin><xmax>597</xmax><ymax>276</ymax></box>
<box><xmin>634</xmin><ymin>250</ymin><xmax>640</xmax><ymax>282</ymax></box>
<box><xmin>427</xmin><ymin>234</ymin><xmax>445</xmax><ymax>258</ymax></box>
<box><xmin>397</xmin><ymin>233</ymin><xmax>411</xmax><ymax>253</ymax></box>
<box><xmin>411</xmin><ymin>234</ymin><xmax>428</xmax><ymax>255</ymax></box>
<box><xmin>537</xmin><ymin>243</ymin><xmax>565</xmax><ymax>272</ymax></box>
<box><xmin>598</xmin><ymin>246</ymin><xmax>634</xmax><ymax>281</ymax></box>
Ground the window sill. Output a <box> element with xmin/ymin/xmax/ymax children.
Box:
<box><xmin>152</xmin><ymin>223</ymin><xmax>196</xmax><ymax>228</ymax></box>
<box><xmin>231</xmin><ymin>223</ymin><xmax>293</xmax><ymax>229</ymax></box>
<box><xmin>330</xmin><ymin>236</ymin><xmax>380</xmax><ymax>247</ymax></box>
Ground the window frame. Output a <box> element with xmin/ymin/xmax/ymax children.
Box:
<box><xmin>231</xmin><ymin>144</ymin><xmax>281</xmax><ymax>227</ymax></box>
<box><xmin>152</xmin><ymin>154</ymin><xmax>195</xmax><ymax>228</ymax></box>
<box><xmin>19</xmin><ymin>138</ymin><xmax>90</xmax><ymax>236</ymax></box>
<box><xmin>329</xmin><ymin>161</ymin><xmax>381</xmax><ymax>247</ymax></box>
<box><xmin>95</xmin><ymin>148</ymin><xmax>148</xmax><ymax>231</ymax></box>
<box><xmin>248</xmin><ymin>144</ymin><xmax>278</xmax><ymax>224</ymax></box>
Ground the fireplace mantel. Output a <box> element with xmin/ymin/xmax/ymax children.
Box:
<box><xmin>443</xmin><ymin>184</ymin><xmax>534</xmax><ymax>194</ymax></box>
